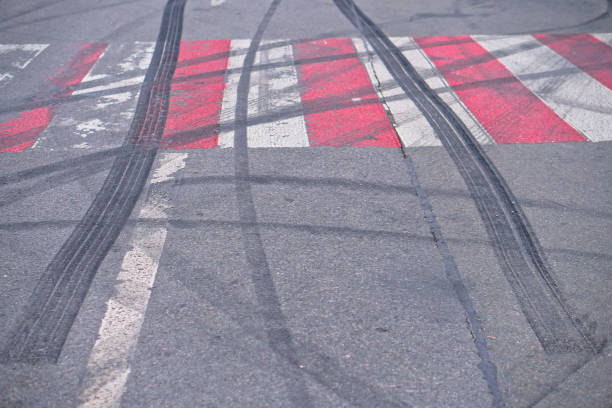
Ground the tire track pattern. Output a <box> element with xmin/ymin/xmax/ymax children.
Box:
<box><xmin>233</xmin><ymin>1</ymin><xmax>314</xmax><ymax>406</ymax></box>
<box><xmin>334</xmin><ymin>0</ymin><xmax>597</xmax><ymax>354</ymax></box>
<box><xmin>1</xmin><ymin>0</ymin><xmax>186</xmax><ymax>363</ymax></box>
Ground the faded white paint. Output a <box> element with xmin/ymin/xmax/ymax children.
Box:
<box><xmin>474</xmin><ymin>34</ymin><xmax>612</xmax><ymax>142</ymax></box>
<box><xmin>95</xmin><ymin>92</ymin><xmax>133</xmax><ymax>109</ymax></box>
<box><xmin>211</xmin><ymin>0</ymin><xmax>226</xmax><ymax>6</ymax></box>
<box><xmin>247</xmin><ymin>40</ymin><xmax>309</xmax><ymax>147</ymax></box>
<box><xmin>354</xmin><ymin>38</ymin><xmax>441</xmax><ymax>147</ymax></box>
<box><xmin>150</xmin><ymin>153</ymin><xmax>188</xmax><ymax>184</ymax></box>
<box><xmin>78</xmin><ymin>152</ymin><xmax>187</xmax><ymax>408</ymax></box>
<box><xmin>32</xmin><ymin>43</ymin><xmax>154</xmax><ymax>151</ymax></box>
<box><xmin>0</xmin><ymin>44</ymin><xmax>49</xmax><ymax>69</ymax></box>
<box><xmin>356</xmin><ymin>36</ymin><xmax>494</xmax><ymax>147</ymax></box>
<box><xmin>76</xmin><ymin>119</ymin><xmax>106</xmax><ymax>137</ymax></box>
<box><xmin>81</xmin><ymin>47</ymin><xmax>109</xmax><ymax>83</ymax></box>
<box><xmin>392</xmin><ymin>37</ymin><xmax>493</xmax><ymax>146</ymax></box>
<box><xmin>0</xmin><ymin>44</ymin><xmax>48</xmax><ymax>88</ymax></box>
<box><xmin>118</xmin><ymin>42</ymin><xmax>155</xmax><ymax>73</ymax></box>
<box><xmin>72</xmin><ymin>76</ymin><xmax>145</xmax><ymax>96</ymax></box>
<box><xmin>218</xmin><ymin>39</ymin><xmax>249</xmax><ymax>148</ymax></box>
<box><xmin>0</xmin><ymin>72</ymin><xmax>14</xmax><ymax>87</ymax></box>
<box><xmin>218</xmin><ymin>39</ymin><xmax>309</xmax><ymax>148</ymax></box>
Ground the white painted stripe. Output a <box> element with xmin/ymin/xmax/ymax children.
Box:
<box><xmin>218</xmin><ymin>40</ymin><xmax>309</xmax><ymax>148</ymax></box>
<box><xmin>392</xmin><ymin>37</ymin><xmax>494</xmax><ymax>146</ymax></box>
<box><xmin>591</xmin><ymin>33</ymin><xmax>612</xmax><ymax>46</ymax></box>
<box><xmin>353</xmin><ymin>38</ymin><xmax>441</xmax><ymax>147</ymax></box>
<box><xmin>217</xmin><ymin>39</ymin><xmax>248</xmax><ymax>148</ymax></box>
<box><xmin>473</xmin><ymin>34</ymin><xmax>612</xmax><ymax>142</ymax></box>
<box><xmin>78</xmin><ymin>152</ymin><xmax>187</xmax><ymax>408</ymax></box>
<box><xmin>211</xmin><ymin>0</ymin><xmax>226</xmax><ymax>6</ymax></box>
<box><xmin>0</xmin><ymin>43</ymin><xmax>49</xmax><ymax>69</ymax></box>
<box><xmin>247</xmin><ymin>40</ymin><xmax>309</xmax><ymax>147</ymax></box>
<box><xmin>33</xmin><ymin>42</ymin><xmax>154</xmax><ymax>151</ymax></box>
<box><xmin>72</xmin><ymin>75</ymin><xmax>145</xmax><ymax>95</ymax></box>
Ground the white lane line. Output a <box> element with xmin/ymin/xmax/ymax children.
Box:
<box><xmin>353</xmin><ymin>37</ymin><xmax>442</xmax><ymax>147</ymax></box>
<box><xmin>78</xmin><ymin>152</ymin><xmax>188</xmax><ymax>408</ymax></box>
<box><xmin>72</xmin><ymin>76</ymin><xmax>145</xmax><ymax>95</ymax></box>
<box><xmin>591</xmin><ymin>33</ymin><xmax>612</xmax><ymax>46</ymax></box>
<box><xmin>474</xmin><ymin>34</ymin><xmax>612</xmax><ymax>142</ymax></box>
<box><xmin>247</xmin><ymin>40</ymin><xmax>309</xmax><ymax>147</ymax></box>
<box><xmin>211</xmin><ymin>0</ymin><xmax>226</xmax><ymax>6</ymax></box>
<box><xmin>218</xmin><ymin>39</ymin><xmax>308</xmax><ymax>148</ymax></box>
<box><xmin>392</xmin><ymin>36</ymin><xmax>494</xmax><ymax>146</ymax></box>
<box><xmin>217</xmin><ymin>39</ymin><xmax>249</xmax><ymax>148</ymax></box>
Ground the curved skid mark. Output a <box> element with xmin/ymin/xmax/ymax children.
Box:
<box><xmin>1</xmin><ymin>0</ymin><xmax>186</xmax><ymax>363</ymax></box>
<box><xmin>232</xmin><ymin>1</ymin><xmax>314</xmax><ymax>406</ymax></box>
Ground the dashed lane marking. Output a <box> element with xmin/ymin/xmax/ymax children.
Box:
<box><xmin>78</xmin><ymin>152</ymin><xmax>187</xmax><ymax>408</ymax></box>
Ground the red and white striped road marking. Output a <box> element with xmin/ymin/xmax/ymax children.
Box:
<box><xmin>36</xmin><ymin>42</ymin><xmax>155</xmax><ymax>151</ymax></box>
<box><xmin>161</xmin><ymin>40</ymin><xmax>231</xmax><ymax>149</ymax></box>
<box><xmin>474</xmin><ymin>34</ymin><xmax>612</xmax><ymax>143</ymax></box>
<box><xmin>217</xmin><ymin>39</ymin><xmax>310</xmax><ymax>148</ymax></box>
<box><xmin>415</xmin><ymin>35</ymin><xmax>585</xmax><ymax>144</ymax></box>
<box><xmin>1</xmin><ymin>34</ymin><xmax>611</xmax><ymax>152</ymax></box>
<box><xmin>0</xmin><ymin>43</ymin><xmax>106</xmax><ymax>153</ymax></box>
<box><xmin>534</xmin><ymin>34</ymin><xmax>612</xmax><ymax>91</ymax></box>
<box><xmin>294</xmin><ymin>37</ymin><xmax>399</xmax><ymax>147</ymax></box>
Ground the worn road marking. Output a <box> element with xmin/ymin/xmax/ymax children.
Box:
<box><xmin>218</xmin><ymin>39</ymin><xmax>248</xmax><ymax>148</ymax></box>
<box><xmin>396</xmin><ymin>36</ymin><xmax>495</xmax><ymax>146</ymax></box>
<box><xmin>247</xmin><ymin>40</ymin><xmax>309</xmax><ymax>147</ymax></box>
<box><xmin>0</xmin><ymin>44</ymin><xmax>48</xmax><ymax>69</ymax></box>
<box><xmin>415</xmin><ymin>35</ymin><xmax>585</xmax><ymax>144</ymax></box>
<box><xmin>474</xmin><ymin>34</ymin><xmax>612</xmax><ymax>143</ymax></box>
<box><xmin>3</xmin><ymin>34</ymin><xmax>612</xmax><ymax>152</ymax></box>
<box><xmin>0</xmin><ymin>44</ymin><xmax>48</xmax><ymax>88</ymax></box>
<box><xmin>160</xmin><ymin>40</ymin><xmax>230</xmax><ymax>149</ymax></box>
<box><xmin>534</xmin><ymin>33</ymin><xmax>612</xmax><ymax>90</ymax></box>
<box><xmin>354</xmin><ymin>37</ymin><xmax>441</xmax><ymax>147</ymax></box>
<box><xmin>34</xmin><ymin>42</ymin><xmax>153</xmax><ymax>151</ymax></box>
<box><xmin>78</xmin><ymin>152</ymin><xmax>187</xmax><ymax>408</ymax></box>
<box><xmin>293</xmin><ymin>37</ymin><xmax>399</xmax><ymax>146</ymax></box>
<box><xmin>0</xmin><ymin>43</ymin><xmax>106</xmax><ymax>152</ymax></box>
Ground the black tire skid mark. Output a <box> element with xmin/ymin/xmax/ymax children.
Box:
<box><xmin>332</xmin><ymin>0</ymin><xmax>597</xmax><ymax>355</ymax></box>
<box><xmin>232</xmin><ymin>1</ymin><xmax>314</xmax><ymax>406</ymax></box>
<box><xmin>1</xmin><ymin>0</ymin><xmax>186</xmax><ymax>364</ymax></box>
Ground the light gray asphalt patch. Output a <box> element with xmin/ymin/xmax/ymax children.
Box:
<box><xmin>120</xmin><ymin>148</ymin><xmax>491</xmax><ymax>407</ymax></box>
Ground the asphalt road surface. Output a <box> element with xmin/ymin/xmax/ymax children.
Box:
<box><xmin>0</xmin><ymin>0</ymin><xmax>611</xmax><ymax>407</ymax></box>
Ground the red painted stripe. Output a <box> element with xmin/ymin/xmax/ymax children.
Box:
<box><xmin>293</xmin><ymin>38</ymin><xmax>399</xmax><ymax>147</ymax></box>
<box><xmin>414</xmin><ymin>36</ymin><xmax>585</xmax><ymax>144</ymax></box>
<box><xmin>0</xmin><ymin>108</ymin><xmax>52</xmax><ymax>153</ymax></box>
<box><xmin>0</xmin><ymin>43</ymin><xmax>106</xmax><ymax>153</ymax></box>
<box><xmin>534</xmin><ymin>33</ymin><xmax>612</xmax><ymax>90</ymax></box>
<box><xmin>161</xmin><ymin>40</ymin><xmax>231</xmax><ymax>149</ymax></box>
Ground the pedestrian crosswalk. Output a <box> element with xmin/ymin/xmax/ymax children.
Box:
<box><xmin>1</xmin><ymin>34</ymin><xmax>611</xmax><ymax>153</ymax></box>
